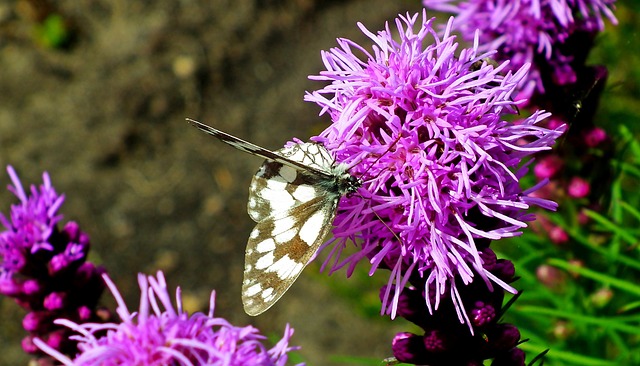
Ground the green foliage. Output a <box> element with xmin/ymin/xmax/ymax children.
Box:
<box><xmin>33</xmin><ymin>14</ymin><xmax>71</xmax><ymax>49</ymax></box>
<box><xmin>492</xmin><ymin>3</ymin><xmax>640</xmax><ymax>365</ymax></box>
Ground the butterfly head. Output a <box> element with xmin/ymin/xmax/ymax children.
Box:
<box><xmin>326</xmin><ymin>163</ymin><xmax>362</xmax><ymax>196</ymax></box>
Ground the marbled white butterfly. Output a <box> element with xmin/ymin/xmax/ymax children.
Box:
<box><xmin>187</xmin><ymin>118</ymin><xmax>361</xmax><ymax>315</ymax></box>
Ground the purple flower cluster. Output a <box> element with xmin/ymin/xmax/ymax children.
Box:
<box><xmin>35</xmin><ymin>271</ymin><xmax>301</xmax><ymax>366</ymax></box>
<box><xmin>0</xmin><ymin>166</ymin><xmax>107</xmax><ymax>360</ymax></box>
<box><xmin>305</xmin><ymin>12</ymin><xmax>563</xmax><ymax>328</ymax></box>
<box><xmin>422</xmin><ymin>0</ymin><xmax>617</xmax><ymax>99</ymax></box>
<box><xmin>389</xmin><ymin>249</ymin><xmax>523</xmax><ymax>365</ymax></box>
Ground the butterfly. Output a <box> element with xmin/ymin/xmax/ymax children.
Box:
<box><xmin>187</xmin><ymin>118</ymin><xmax>362</xmax><ymax>315</ymax></box>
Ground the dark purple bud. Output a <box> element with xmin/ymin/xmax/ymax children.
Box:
<box><xmin>392</xmin><ymin>332</ymin><xmax>428</xmax><ymax>364</ymax></box>
<box><xmin>486</xmin><ymin>324</ymin><xmax>521</xmax><ymax>352</ymax></box>
<box><xmin>491</xmin><ymin>347</ymin><xmax>525</xmax><ymax>366</ymax></box>
<box><xmin>471</xmin><ymin>301</ymin><xmax>496</xmax><ymax>327</ymax></box>
<box><xmin>422</xmin><ymin>330</ymin><xmax>448</xmax><ymax>353</ymax></box>
<box><xmin>492</xmin><ymin>259</ymin><xmax>515</xmax><ymax>282</ymax></box>
<box><xmin>479</xmin><ymin>248</ymin><xmax>497</xmax><ymax>271</ymax></box>
<box><xmin>393</xmin><ymin>287</ymin><xmax>431</xmax><ymax>327</ymax></box>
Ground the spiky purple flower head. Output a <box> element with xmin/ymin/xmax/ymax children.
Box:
<box><xmin>305</xmin><ymin>12</ymin><xmax>563</xmax><ymax>326</ymax></box>
<box><xmin>35</xmin><ymin>271</ymin><xmax>302</xmax><ymax>366</ymax></box>
<box><xmin>422</xmin><ymin>0</ymin><xmax>617</xmax><ymax>99</ymax></box>
<box><xmin>0</xmin><ymin>166</ymin><xmax>107</xmax><ymax>359</ymax></box>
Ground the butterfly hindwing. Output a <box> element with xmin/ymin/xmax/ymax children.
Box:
<box><xmin>243</xmin><ymin>195</ymin><xmax>338</xmax><ymax>315</ymax></box>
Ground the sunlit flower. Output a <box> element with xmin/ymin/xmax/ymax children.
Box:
<box><xmin>35</xmin><ymin>272</ymin><xmax>302</xmax><ymax>366</ymax></box>
<box><xmin>0</xmin><ymin>166</ymin><xmax>107</xmax><ymax>359</ymax></box>
<box><xmin>422</xmin><ymin>0</ymin><xmax>618</xmax><ymax>98</ymax></box>
<box><xmin>305</xmin><ymin>12</ymin><xmax>563</xmax><ymax>326</ymax></box>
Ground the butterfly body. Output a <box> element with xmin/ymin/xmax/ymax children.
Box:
<box><xmin>187</xmin><ymin>119</ymin><xmax>361</xmax><ymax>315</ymax></box>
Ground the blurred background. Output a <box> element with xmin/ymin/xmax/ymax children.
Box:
<box><xmin>0</xmin><ymin>0</ymin><xmax>423</xmax><ymax>365</ymax></box>
<box><xmin>1</xmin><ymin>0</ymin><xmax>638</xmax><ymax>365</ymax></box>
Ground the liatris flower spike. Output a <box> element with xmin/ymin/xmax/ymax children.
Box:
<box><xmin>388</xmin><ymin>248</ymin><xmax>525</xmax><ymax>365</ymax></box>
<box><xmin>422</xmin><ymin>0</ymin><xmax>617</xmax><ymax>100</ymax></box>
<box><xmin>0</xmin><ymin>166</ymin><xmax>108</xmax><ymax>361</ymax></box>
<box><xmin>305</xmin><ymin>12</ymin><xmax>564</xmax><ymax>327</ymax></box>
<box><xmin>35</xmin><ymin>271</ymin><xmax>303</xmax><ymax>366</ymax></box>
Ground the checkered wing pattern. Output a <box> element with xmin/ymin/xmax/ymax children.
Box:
<box><xmin>187</xmin><ymin>119</ymin><xmax>361</xmax><ymax>316</ymax></box>
<box><xmin>242</xmin><ymin>144</ymin><xmax>341</xmax><ymax>315</ymax></box>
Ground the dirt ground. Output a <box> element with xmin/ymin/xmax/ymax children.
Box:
<box><xmin>0</xmin><ymin>1</ymin><xmax>424</xmax><ymax>365</ymax></box>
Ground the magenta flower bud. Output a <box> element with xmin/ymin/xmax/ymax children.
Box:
<box><xmin>0</xmin><ymin>277</ymin><xmax>22</xmax><ymax>296</ymax></box>
<box><xmin>43</xmin><ymin>291</ymin><xmax>67</xmax><ymax>311</ymax></box>
<box><xmin>568</xmin><ymin>177</ymin><xmax>591</xmax><ymax>198</ymax></box>
<box><xmin>534</xmin><ymin>155</ymin><xmax>563</xmax><ymax>180</ymax></box>
<box><xmin>549</xmin><ymin>226</ymin><xmax>570</xmax><ymax>244</ymax></box>
<box><xmin>21</xmin><ymin>335</ymin><xmax>38</xmax><ymax>354</ymax></box>
<box><xmin>77</xmin><ymin>305</ymin><xmax>92</xmax><ymax>321</ymax></box>
<box><xmin>583</xmin><ymin>127</ymin><xmax>608</xmax><ymax>147</ymax></box>
<box><xmin>0</xmin><ymin>166</ymin><xmax>108</xmax><ymax>359</ymax></box>
<box><xmin>22</xmin><ymin>279</ymin><xmax>42</xmax><ymax>295</ymax></box>
<box><xmin>62</xmin><ymin>221</ymin><xmax>80</xmax><ymax>241</ymax></box>
<box><xmin>23</xmin><ymin>311</ymin><xmax>51</xmax><ymax>332</ymax></box>
<box><xmin>47</xmin><ymin>253</ymin><xmax>71</xmax><ymax>275</ymax></box>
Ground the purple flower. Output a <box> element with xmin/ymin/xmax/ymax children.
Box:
<box><xmin>422</xmin><ymin>0</ymin><xmax>617</xmax><ymax>99</ymax></box>
<box><xmin>305</xmin><ymin>12</ymin><xmax>563</xmax><ymax>327</ymax></box>
<box><xmin>0</xmin><ymin>166</ymin><xmax>108</xmax><ymax>359</ymax></box>
<box><xmin>35</xmin><ymin>272</ymin><xmax>302</xmax><ymax>366</ymax></box>
<box><xmin>387</xmin><ymin>249</ymin><xmax>524</xmax><ymax>365</ymax></box>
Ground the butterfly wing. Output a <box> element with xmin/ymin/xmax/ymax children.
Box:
<box><xmin>242</xmin><ymin>147</ymin><xmax>340</xmax><ymax>315</ymax></box>
<box><xmin>243</xmin><ymin>195</ymin><xmax>338</xmax><ymax>315</ymax></box>
<box><xmin>187</xmin><ymin>119</ymin><xmax>333</xmax><ymax>179</ymax></box>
